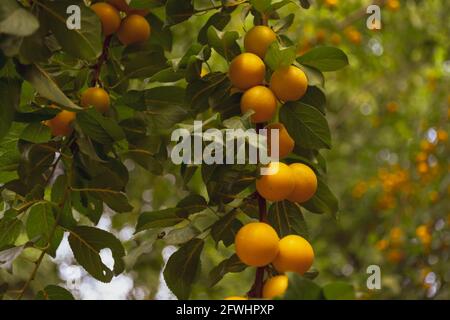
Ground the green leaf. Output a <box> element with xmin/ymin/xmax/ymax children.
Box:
<box><xmin>141</xmin><ymin>86</ymin><xmax>189</xmax><ymax>134</ymax></box>
<box><xmin>300</xmin><ymin>86</ymin><xmax>326</xmax><ymax>114</ymax></box>
<box><xmin>280</xmin><ymin>102</ymin><xmax>332</xmax><ymax>150</ymax></box>
<box><xmin>19</xmin><ymin>16</ymin><xmax>52</xmax><ymax>64</ymax></box>
<box><xmin>122</xmin><ymin>44</ymin><xmax>167</xmax><ymax>80</ymax></box>
<box><xmin>211</xmin><ymin>209</ymin><xmax>243</xmax><ymax>247</ymax></box>
<box><xmin>20</xmin><ymin>122</ymin><xmax>51</xmax><ymax>144</ymax></box>
<box><xmin>14</xmin><ymin>107</ymin><xmax>60</xmax><ymax>123</ymax></box>
<box><xmin>0</xmin><ymin>216</ymin><xmax>23</xmax><ymax>249</ymax></box>
<box><xmin>299</xmin><ymin>65</ymin><xmax>325</xmax><ymax>87</ymax></box>
<box><xmin>163</xmin><ymin>238</ymin><xmax>204</xmax><ymax>299</ymax></box>
<box><xmin>203</xmin><ymin>163</ymin><xmax>257</xmax><ymax>205</ymax></box>
<box><xmin>297</xmin><ymin>46</ymin><xmax>349</xmax><ymax>72</ymax></box>
<box><xmin>198</xmin><ymin>11</ymin><xmax>231</xmax><ymax>44</ymax></box>
<box><xmin>186</xmin><ymin>72</ymin><xmax>229</xmax><ymax>114</ymax></box>
<box><xmin>149</xmin><ymin>68</ymin><xmax>185</xmax><ymax>83</ymax></box>
<box><xmin>85</xmin><ymin>188</ymin><xmax>133</xmax><ymax>213</ymax></box>
<box><xmin>35</xmin><ymin>285</ymin><xmax>75</xmax><ymax>300</ymax></box>
<box><xmin>51</xmin><ymin>175</ymin><xmax>76</xmax><ymax>228</ymax></box>
<box><xmin>268</xmin><ymin>201</ymin><xmax>309</xmax><ymax>239</ymax></box>
<box><xmin>16</xmin><ymin>63</ymin><xmax>81</xmax><ymax>111</ymax></box>
<box><xmin>16</xmin><ymin>142</ymin><xmax>55</xmax><ymax>194</ymax></box>
<box><xmin>77</xmin><ymin>108</ymin><xmax>125</xmax><ymax>144</ymax></box>
<box><xmin>322</xmin><ymin>282</ymin><xmax>355</xmax><ymax>300</ymax></box>
<box><xmin>0</xmin><ymin>0</ymin><xmax>39</xmax><ymax>36</ymax></box>
<box><xmin>265</xmin><ymin>42</ymin><xmax>296</xmax><ymax>69</ymax></box>
<box><xmin>272</xmin><ymin>13</ymin><xmax>295</xmax><ymax>33</ymax></box>
<box><xmin>209</xmin><ymin>254</ymin><xmax>247</xmax><ymax>287</ymax></box>
<box><xmin>207</xmin><ymin>27</ymin><xmax>241</xmax><ymax>62</ymax></box>
<box><xmin>0</xmin><ymin>123</ymin><xmax>23</xmax><ymax>183</ymax></box>
<box><xmin>250</xmin><ymin>0</ymin><xmax>272</xmax><ymax>13</ymax></box>
<box><xmin>164</xmin><ymin>225</ymin><xmax>201</xmax><ymax>245</ymax></box>
<box><xmin>165</xmin><ymin>0</ymin><xmax>194</xmax><ymax>26</ymax></box>
<box><xmin>68</xmin><ymin>226</ymin><xmax>125</xmax><ymax>283</ymax></box>
<box><xmin>147</xmin><ymin>12</ymin><xmax>173</xmax><ymax>51</ymax></box>
<box><xmin>302</xmin><ymin>177</ymin><xmax>339</xmax><ymax>218</ymax></box>
<box><xmin>26</xmin><ymin>203</ymin><xmax>63</xmax><ymax>257</ymax></box>
<box><xmin>176</xmin><ymin>194</ymin><xmax>208</xmax><ymax>218</ymax></box>
<box><xmin>283</xmin><ymin>273</ymin><xmax>322</xmax><ymax>300</ymax></box>
<box><xmin>136</xmin><ymin>209</ymin><xmax>185</xmax><ymax>233</ymax></box>
<box><xmin>42</xmin><ymin>0</ymin><xmax>102</xmax><ymax>60</ymax></box>
<box><xmin>299</xmin><ymin>0</ymin><xmax>311</xmax><ymax>9</ymax></box>
<box><xmin>0</xmin><ymin>78</ymin><xmax>21</xmax><ymax>141</ymax></box>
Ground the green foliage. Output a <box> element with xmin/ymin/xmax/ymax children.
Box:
<box><xmin>68</xmin><ymin>226</ymin><xmax>125</xmax><ymax>283</ymax></box>
<box><xmin>283</xmin><ymin>274</ymin><xmax>355</xmax><ymax>300</ymax></box>
<box><xmin>35</xmin><ymin>285</ymin><xmax>75</xmax><ymax>300</ymax></box>
<box><xmin>163</xmin><ymin>239</ymin><xmax>204</xmax><ymax>299</ymax></box>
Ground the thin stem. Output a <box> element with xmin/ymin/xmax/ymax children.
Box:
<box><xmin>247</xmin><ymin>123</ymin><xmax>268</xmax><ymax>298</ymax></box>
<box><xmin>90</xmin><ymin>35</ymin><xmax>113</xmax><ymax>87</ymax></box>
<box><xmin>16</xmin><ymin>140</ymin><xmax>75</xmax><ymax>300</ymax></box>
<box><xmin>16</xmin><ymin>251</ymin><xmax>46</xmax><ymax>300</ymax></box>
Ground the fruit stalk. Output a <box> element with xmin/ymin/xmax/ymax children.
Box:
<box><xmin>248</xmin><ymin>123</ymin><xmax>268</xmax><ymax>298</ymax></box>
<box><xmin>91</xmin><ymin>35</ymin><xmax>113</xmax><ymax>87</ymax></box>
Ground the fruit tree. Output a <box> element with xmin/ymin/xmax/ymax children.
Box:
<box><xmin>1</xmin><ymin>0</ymin><xmax>447</xmax><ymax>301</ymax></box>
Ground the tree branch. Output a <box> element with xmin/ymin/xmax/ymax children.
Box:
<box><xmin>90</xmin><ymin>35</ymin><xmax>113</xmax><ymax>87</ymax></box>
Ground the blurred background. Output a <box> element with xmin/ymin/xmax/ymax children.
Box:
<box><xmin>2</xmin><ymin>0</ymin><xmax>449</xmax><ymax>299</ymax></box>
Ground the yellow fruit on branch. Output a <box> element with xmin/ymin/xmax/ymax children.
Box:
<box><xmin>240</xmin><ymin>86</ymin><xmax>277</xmax><ymax>123</ymax></box>
<box><xmin>389</xmin><ymin>227</ymin><xmax>404</xmax><ymax>246</ymax></box>
<box><xmin>117</xmin><ymin>14</ymin><xmax>151</xmax><ymax>45</ymax></box>
<box><xmin>386</xmin><ymin>0</ymin><xmax>400</xmax><ymax>11</ymax></box>
<box><xmin>263</xmin><ymin>275</ymin><xmax>288</xmax><ymax>299</ymax></box>
<box><xmin>45</xmin><ymin>110</ymin><xmax>76</xmax><ymax>137</ymax></box>
<box><xmin>229</xmin><ymin>53</ymin><xmax>266</xmax><ymax>91</ymax></box>
<box><xmin>437</xmin><ymin>129</ymin><xmax>448</xmax><ymax>142</ymax></box>
<box><xmin>387</xmin><ymin>249</ymin><xmax>404</xmax><ymax>263</ymax></box>
<box><xmin>91</xmin><ymin>3</ymin><xmax>121</xmax><ymax>36</ymax></box>
<box><xmin>256</xmin><ymin>162</ymin><xmax>295</xmax><ymax>201</ymax></box>
<box><xmin>420</xmin><ymin>140</ymin><xmax>435</xmax><ymax>153</ymax></box>
<box><xmin>315</xmin><ymin>29</ymin><xmax>327</xmax><ymax>44</ymax></box>
<box><xmin>266</xmin><ymin>123</ymin><xmax>295</xmax><ymax>159</ymax></box>
<box><xmin>235</xmin><ymin>222</ymin><xmax>280</xmax><ymax>267</ymax></box>
<box><xmin>386</xmin><ymin>101</ymin><xmax>399</xmax><ymax>113</ymax></box>
<box><xmin>375</xmin><ymin>239</ymin><xmax>389</xmax><ymax>251</ymax></box>
<box><xmin>270</xmin><ymin>66</ymin><xmax>308</xmax><ymax>102</ymax></box>
<box><xmin>324</xmin><ymin>0</ymin><xmax>339</xmax><ymax>8</ymax></box>
<box><xmin>330</xmin><ymin>33</ymin><xmax>341</xmax><ymax>45</ymax></box>
<box><xmin>344</xmin><ymin>27</ymin><xmax>362</xmax><ymax>45</ymax></box>
<box><xmin>415</xmin><ymin>152</ymin><xmax>427</xmax><ymax>163</ymax></box>
<box><xmin>81</xmin><ymin>87</ymin><xmax>111</xmax><ymax>113</ymax></box>
<box><xmin>244</xmin><ymin>26</ymin><xmax>277</xmax><ymax>59</ymax></box>
<box><xmin>287</xmin><ymin>163</ymin><xmax>318</xmax><ymax>203</ymax></box>
<box><xmin>416</xmin><ymin>225</ymin><xmax>429</xmax><ymax>239</ymax></box>
<box><xmin>272</xmin><ymin>235</ymin><xmax>314</xmax><ymax>275</ymax></box>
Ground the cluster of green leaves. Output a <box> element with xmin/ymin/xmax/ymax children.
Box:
<box><xmin>0</xmin><ymin>0</ymin><xmax>350</xmax><ymax>300</ymax></box>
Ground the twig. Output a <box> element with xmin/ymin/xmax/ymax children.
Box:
<box><xmin>16</xmin><ymin>138</ymin><xmax>75</xmax><ymax>300</ymax></box>
<box><xmin>90</xmin><ymin>35</ymin><xmax>113</xmax><ymax>87</ymax></box>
